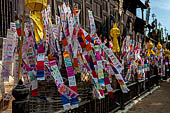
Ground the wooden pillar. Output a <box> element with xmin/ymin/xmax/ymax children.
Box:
<box><xmin>107</xmin><ymin>0</ymin><xmax>111</xmax><ymax>27</ymax></box>
<box><xmin>18</xmin><ymin>0</ymin><xmax>25</xmax><ymax>81</ymax></box>
<box><xmin>0</xmin><ymin>0</ymin><xmax>2</xmax><ymax>36</ymax></box>
<box><xmin>82</xmin><ymin>0</ymin><xmax>86</xmax><ymax>29</ymax></box>
<box><xmin>54</xmin><ymin>0</ymin><xmax>56</xmax><ymax>23</ymax></box>
<box><xmin>142</xmin><ymin>8</ymin><xmax>144</xmax><ymax>20</ymax></box>
<box><xmin>107</xmin><ymin>0</ymin><xmax>111</xmax><ymax>38</ymax></box>
<box><xmin>69</xmin><ymin>0</ymin><xmax>74</xmax><ymax>12</ymax></box>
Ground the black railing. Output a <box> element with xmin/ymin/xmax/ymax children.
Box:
<box><xmin>54</xmin><ymin>75</ymin><xmax>158</xmax><ymax>113</ymax></box>
<box><xmin>27</xmin><ymin>67</ymin><xmax>161</xmax><ymax>113</ymax></box>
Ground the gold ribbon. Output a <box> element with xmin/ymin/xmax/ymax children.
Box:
<box><xmin>110</xmin><ymin>23</ymin><xmax>120</xmax><ymax>53</ymax></box>
<box><xmin>156</xmin><ymin>42</ymin><xmax>162</xmax><ymax>57</ymax></box>
<box><xmin>146</xmin><ymin>40</ymin><xmax>155</xmax><ymax>56</ymax></box>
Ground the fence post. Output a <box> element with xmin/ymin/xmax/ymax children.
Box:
<box><xmin>148</xmin><ymin>64</ymin><xmax>151</xmax><ymax>91</ymax></box>
<box><xmin>120</xmin><ymin>91</ymin><xmax>124</xmax><ymax>110</ymax></box>
<box><xmin>154</xmin><ymin>65</ymin><xmax>159</xmax><ymax>86</ymax></box>
<box><xmin>165</xmin><ymin>57</ymin><xmax>169</xmax><ymax>80</ymax></box>
<box><xmin>12</xmin><ymin>80</ymin><xmax>29</xmax><ymax>113</ymax></box>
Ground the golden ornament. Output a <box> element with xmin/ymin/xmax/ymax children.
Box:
<box><xmin>146</xmin><ymin>40</ymin><xmax>155</xmax><ymax>56</ymax></box>
<box><xmin>25</xmin><ymin>0</ymin><xmax>47</xmax><ymax>42</ymax></box>
<box><xmin>110</xmin><ymin>23</ymin><xmax>120</xmax><ymax>53</ymax></box>
<box><xmin>156</xmin><ymin>42</ymin><xmax>162</xmax><ymax>57</ymax></box>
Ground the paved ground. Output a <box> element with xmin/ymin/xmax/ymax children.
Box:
<box><xmin>127</xmin><ymin>81</ymin><xmax>170</xmax><ymax>113</ymax></box>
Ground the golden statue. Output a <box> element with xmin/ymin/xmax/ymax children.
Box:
<box><xmin>164</xmin><ymin>48</ymin><xmax>169</xmax><ymax>57</ymax></box>
<box><xmin>156</xmin><ymin>42</ymin><xmax>162</xmax><ymax>57</ymax></box>
<box><xmin>146</xmin><ymin>40</ymin><xmax>155</xmax><ymax>56</ymax></box>
<box><xmin>110</xmin><ymin>23</ymin><xmax>120</xmax><ymax>53</ymax></box>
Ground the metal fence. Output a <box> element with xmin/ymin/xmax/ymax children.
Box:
<box><xmin>58</xmin><ymin>75</ymin><xmax>158</xmax><ymax>113</ymax></box>
<box><xmin>28</xmin><ymin>67</ymin><xmax>159</xmax><ymax>113</ymax></box>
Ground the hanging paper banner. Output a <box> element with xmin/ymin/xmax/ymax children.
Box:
<box><xmin>23</xmin><ymin>61</ymin><xmax>38</xmax><ymax>97</ymax></box>
<box><xmin>81</xmin><ymin>16</ymin><xmax>127</xmax><ymax>93</ymax></box>
<box><xmin>16</xmin><ymin>19</ymin><xmax>21</xmax><ymax>36</ymax></box>
<box><xmin>63</xmin><ymin>50</ymin><xmax>78</xmax><ymax>108</ymax></box>
<box><xmin>77</xmin><ymin>48</ymin><xmax>87</xmax><ymax>73</ymax></box>
<box><xmin>2</xmin><ymin>30</ymin><xmax>16</xmax><ymax>62</ymax></box>
<box><xmin>104</xmin><ymin>71</ymin><xmax>114</xmax><ymax>99</ymax></box>
<box><xmin>85</xmin><ymin>30</ymin><xmax>128</xmax><ymax>93</ymax></box>
<box><xmin>13</xmin><ymin>49</ymin><xmax>19</xmax><ymax>84</ymax></box>
<box><xmin>106</xmin><ymin>62</ymin><xmax>115</xmax><ymax>75</ymax></box>
<box><xmin>3</xmin><ymin>91</ymin><xmax>12</xmax><ymax>101</ymax></box>
<box><xmin>52</xmin><ymin>24</ymin><xmax>62</xmax><ymax>69</ymax></box>
<box><xmin>27</xmin><ymin>47</ymin><xmax>36</xmax><ymax>70</ymax></box>
<box><xmin>77</xmin><ymin>29</ymin><xmax>104</xmax><ymax>99</ymax></box>
<box><xmin>10</xmin><ymin>22</ymin><xmax>16</xmax><ymax>31</ymax></box>
<box><xmin>100</xmin><ymin>43</ymin><xmax>123</xmax><ymax>73</ymax></box>
<box><xmin>42</xmin><ymin>5</ymin><xmax>51</xmax><ymax>53</ymax></box>
<box><xmin>0</xmin><ymin>64</ymin><xmax>5</xmax><ymax>97</ymax></box>
<box><xmin>88</xmin><ymin>10</ymin><xmax>96</xmax><ymax>36</ymax></box>
<box><xmin>23</xmin><ymin>69</ymin><xmax>31</xmax><ymax>87</ymax></box>
<box><xmin>37</xmin><ymin>44</ymin><xmax>45</xmax><ymax>80</ymax></box>
<box><xmin>25</xmin><ymin>28</ymin><xmax>36</xmax><ymax>70</ymax></box>
<box><xmin>49</xmin><ymin>59</ymin><xmax>78</xmax><ymax>110</ymax></box>
<box><xmin>73</xmin><ymin>28</ymin><xmax>80</xmax><ymax>71</ymax></box>
<box><xmin>82</xmin><ymin>27</ymin><xmax>123</xmax><ymax>74</ymax></box>
<box><xmin>115</xmin><ymin>74</ymin><xmax>129</xmax><ymax>93</ymax></box>
<box><xmin>44</xmin><ymin>56</ymin><xmax>51</xmax><ymax>78</ymax></box>
<box><xmin>49</xmin><ymin>59</ymin><xmax>64</xmax><ymax>84</ymax></box>
<box><xmin>1</xmin><ymin>33</ymin><xmax>14</xmax><ymax>81</ymax></box>
<box><xmin>68</xmin><ymin>15</ymin><xmax>74</xmax><ymax>37</ymax></box>
<box><xmin>94</xmin><ymin>45</ymin><xmax>105</xmax><ymax>86</ymax></box>
<box><xmin>73</xmin><ymin>8</ymin><xmax>80</xmax><ymax>26</ymax></box>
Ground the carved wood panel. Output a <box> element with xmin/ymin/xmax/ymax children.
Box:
<box><xmin>54</xmin><ymin>0</ymin><xmax>120</xmax><ymax>36</ymax></box>
<box><xmin>103</xmin><ymin>0</ymin><xmax>107</xmax><ymax>12</ymax></box>
<box><xmin>0</xmin><ymin>0</ymin><xmax>16</xmax><ymax>37</ymax></box>
<box><xmin>86</xmin><ymin>0</ymin><xmax>92</xmax><ymax>4</ymax></box>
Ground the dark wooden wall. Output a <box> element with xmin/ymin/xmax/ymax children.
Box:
<box><xmin>55</xmin><ymin>0</ymin><xmax>119</xmax><ymax>39</ymax></box>
<box><xmin>0</xmin><ymin>0</ymin><xmax>16</xmax><ymax>37</ymax></box>
<box><xmin>0</xmin><ymin>0</ymin><xmax>17</xmax><ymax>60</ymax></box>
<box><xmin>73</xmin><ymin>0</ymin><xmax>119</xmax><ymax>36</ymax></box>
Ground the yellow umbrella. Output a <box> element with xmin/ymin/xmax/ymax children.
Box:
<box><xmin>110</xmin><ymin>23</ymin><xmax>120</xmax><ymax>53</ymax></box>
<box><xmin>25</xmin><ymin>0</ymin><xmax>47</xmax><ymax>42</ymax></box>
